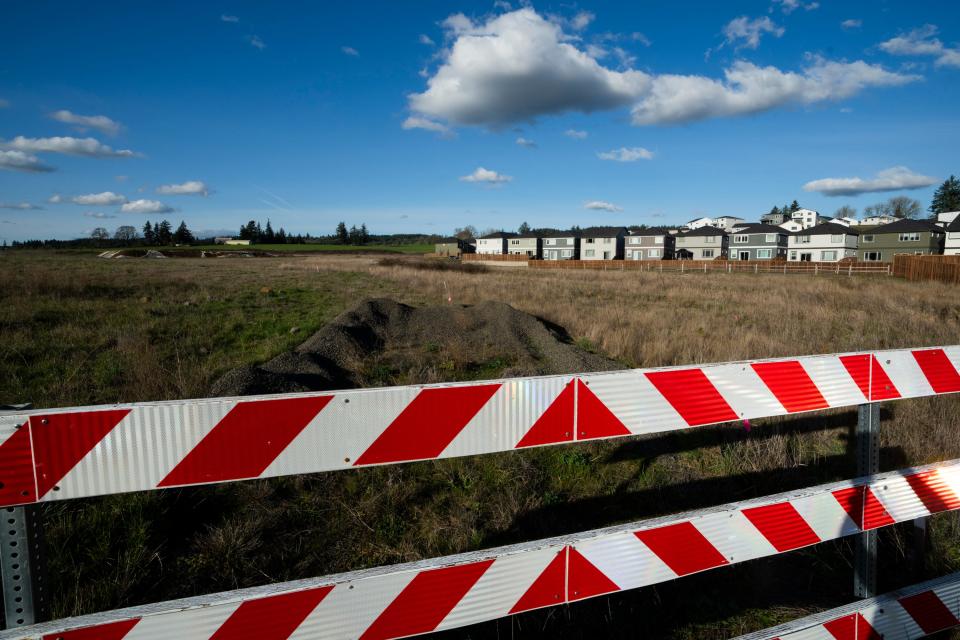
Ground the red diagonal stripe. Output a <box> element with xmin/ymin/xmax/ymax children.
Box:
<box><xmin>643</xmin><ymin>369</ymin><xmax>738</xmax><ymax>426</ymax></box>
<box><xmin>905</xmin><ymin>469</ymin><xmax>960</xmax><ymax>514</ymax></box>
<box><xmin>913</xmin><ymin>349</ymin><xmax>960</xmax><ymax>394</ymax></box>
<box><xmin>159</xmin><ymin>396</ymin><xmax>332</xmax><ymax>487</ymax></box>
<box><xmin>832</xmin><ymin>486</ymin><xmax>895</xmax><ymax>530</ymax></box>
<box><xmin>509</xmin><ymin>548</ymin><xmax>566</xmax><ymax>613</ymax></box>
<box><xmin>568</xmin><ymin>547</ymin><xmax>620</xmax><ymax>601</ymax></box>
<box><xmin>839</xmin><ymin>354</ymin><xmax>900</xmax><ymax>401</ymax></box>
<box><xmin>30</xmin><ymin>409</ymin><xmax>131</xmax><ymax>499</ymax></box>
<box><xmin>210</xmin><ymin>586</ymin><xmax>333</xmax><ymax>640</ymax></box>
<box><xmin>898</xmin><ymin>590</ymin><xmax>960</xmax><ymax>634</ymax></box>
<box><xmin>355</xmin><ymin>384</ymin><xmax>500</xmax><ymax>465</ymax></box>
<box><xmin>576</xmin><ymin>380</ymin><xmax>630</xmax><ymax>440</ymax></box>
<box><xmin>0</xmin><ymin>424</ymin><xmax>36</xmax><ymax>506</ymax></box>
<box><xmin>751</xmin><ymin>360</ymin><xmax>829</xmax><ymax>413</ymax></box>
<box><xmin>634</xmin><ymin>521</ymin><xmax>729</xmax><ymax>576</ymax></box>
<box><xmin>43</xmin><ymin>619</ymin><xmax>140</xmax><ymax>640</ymax></box>
<box><xmin>823</xmin><ymin>613</ymin><xmax>881</xmax><ymax>640</ymax></box>
<box><xmin>360</xmin><ymin>559</ymin><xmax>494</xmax><ymax>640</ymax></box>
<box><xmin>742</xmin><ymin>501</ymin><xmax>821</xmax><ymax>552</ymax></box>
<box><xmin>515</xmin><ymin>381</ymin><xmax>574</xmax><ymax>448</ymax></box>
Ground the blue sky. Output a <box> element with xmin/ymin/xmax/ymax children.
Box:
<box><xmin>1</xmin><ymin>1</ymin><xmax>959</xmax><ymax>240</ymax></box>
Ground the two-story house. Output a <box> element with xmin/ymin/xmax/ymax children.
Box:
<box><xmin>713</xmin><ymin>216</ymin><xmax>746</xmax><ymax>231</ymax></box>
<box><xmin>476</xmin><ymin>231</ymin><xmax>516</xmax><ymax>254</ymax></box>
<box><xmin>946</xmin><ymin>216</ymin><xmax>960</xmax><ymax>255</ymax></box>
<box><xmin>625</xmin><ymin>227</ymin><xmax>675</xmax><ymax>260</ymax></box>
<box><xmin>857</xmin><ymin>218</ymin><xmax>945</xmax><ymax>261</ymax></box>
<box><xmin>434</xmin><ymin>237</ymin><xmax>475</xmax><ymax>258</ymax></box>
<box><xmin>542</xmin><ymin>230</ymin><xmax>580</xmax><ymax>260</ymax></box>
<box><xmin>728</xmin><ymin>223</ymin><xmax>789</xmax><ymax>260</ymax></box>
<box><xmin>787</xmin><ymin>222</ymin><xmax>858</xmax><ymax>262</ymax></box>
<box><xmin>675</xmin><ymin>226</ymin><xmax>728</xmax><ymax>260</ymax></box>
<box><xmin>580</xmin><ymin>227</ymin><xmax>626</xmax><ymax>260</ymax></box>
<box><xmin>789</xmin><ymin>208</ymin><xmax>830</xmax><ymax>230</ymax></box>
<box><xmin>507</xmin><ymin>233</ymin><xmax>542</xmax><ymax>258</ymax></box>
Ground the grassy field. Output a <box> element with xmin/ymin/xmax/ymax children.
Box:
<box><xmin>188</xmin><ymin>242</ymin><xmax>434</xmax><ymax>253</ymax></box>
<box><xmin>2</xmin><ymin>251</ymin><xmax>959</xmax><ymax>637</ymax></box>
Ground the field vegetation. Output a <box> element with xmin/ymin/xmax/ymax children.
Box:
<box><xmin>1</xmin><ymin>251</ymin><xmax>959</xmax><ymax>638</ymax></box>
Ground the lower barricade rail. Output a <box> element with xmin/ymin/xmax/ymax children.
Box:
<box><xmin>5</xmin><ymin>459</ymin><xmax>960</xmax><ymax>640</ymax></box>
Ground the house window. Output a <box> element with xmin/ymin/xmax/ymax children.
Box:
<box><xmin>862</xmin><ymin>234</ymin><xmax>874</xmax><ymax>243</ymax></box>
<box><xmin>705</xmin><ymin>236</ymin><xmax>716</xmax><ymax>244</ymax></box>
<box><xmin>648</xmin><ymin>249</ymin><xmax>660</xmax><ymax>258</ymax></box>
<box><xmin>629</xmin><ymin>237</ymin><xmax>640</xmax><ymax>244</ymax></box>
<box><xmin>899</xmin><ymin>232</ymin><xmax>920</xmax><ymax>241</ymax></box>
<box><xmin>798</xmin><ymin>236</ymin><xmax>811</xmax><ymax>244</ymax></box>
<box><xmin>510</xmin><ymin>240</ymin><xmax>519</xmax><ymax>245</ymax></box>
<box><xmin>863</xmin><ymin>251</ymin><xmax>881</xmax><ymax>261</ymax></box>
<box><xmin>765</xmin><ymin>234</ymin><xmax>776</xmax><ymax>242</ymax></box>
<box><xmin>584</xmin><ymin>249</ymin><xmax>595</xmax><ymax>257</ymax></box>
<box><xmin>702</xmin><ymin>249</ymin><xmax>715</xmax><ymax>258</ymax></box>
<box><xmin>655</xmin><ymin>236</ymin><xmax>663</xmax><ymax>244</ymax></box>
<box><xmin>756</xmin><ymin>249</ymin><xmax>772</xmax><ymax>258</ymax></box>
<box><xmin>830</xmin><ymin>234</ymin><xmax>844</xmax><ymax>243</ymax></box>
<box><xmin>562</xmin><ymin>249</ymin><xmax>572</xmax><ymax>257</ymax></box>
<box><xmin>734</xmin><ymin>235</ymin><xmax>748</xmax><ymax>243</ymax></box>
<box><xmin>604</xmin><ymin>238</ymin><xmax>612</xmax><ymax>243</ymax></box>
<box><xmin>790</xmin><ymin>251</ymin><xmax>797</xmax><ymax>260</ymax></box>
<box><xmin>585</xmin><ymin>238</ymin><xmax>595</xmax><ymax>244</ymax></box>
<box><xmin>821</xmin><ymin>250</ymin><xmax>837</xmax><ymax>261</ymax></box>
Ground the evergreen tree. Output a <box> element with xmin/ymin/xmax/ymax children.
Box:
<box><xmin>930</xmin><ymin>175</ymin><xmax>960</xmax><ymax>215</ymax></box>
<box><xmin>276</xmin><ymin>227</ymin><xmax>287</xmax><ymax>243</ymax></box>
<box><xmin>142</xmin><ymin>221</ymin><xmax>155</xmax><ymax>245</ymax></box>
<box><xmin>789</xmin><ymin>200</ymin><xmax>800</xmax><ymax>212</ymax></box>
<box><xmin>335</xmin><ymin>221</ymin><xmax>349</xmax><ymax>244</ymax></box>
<box><xmin>263</xmin><ymin>219</ymin><xmax>275</xmax><ymax>243</ymax></box>
<box><xmin>359</xmin><ymin>223</ymin><xmax>369</xmax><ymax>245</ymax></box>
<box><xmin>518</xmin><ymin>221</ymin><xmax>531</xmax><ymax>234</ymax></box>
<box><xmin>348</xmin><ymin>225</ymin><xmax>360</xmax><ymax>244</ymax></box>
<box><xmin>157</xmin><ymin>220</ymin><xmax>173</xmax><ymax>245</ymax></box>
<box><xmin>173</xmin><ymin>221</ymin><xmax>194</xmax><ymax>244</ymax></box>
<box><xmin>768</xmin><ymin>206</ymin><xmax>780</xmax><ymax>217</ymax></box>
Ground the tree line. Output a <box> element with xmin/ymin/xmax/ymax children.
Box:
<box><xmin>334</xmin><ymin>222</ymin><xmax>370</xmax><ymax>245</ymax></box>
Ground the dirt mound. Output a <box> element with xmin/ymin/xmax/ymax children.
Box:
<box><xmin>211</xmin><ymin>298</ymin><xmax>622</xmax><ymax>396</ymax></box>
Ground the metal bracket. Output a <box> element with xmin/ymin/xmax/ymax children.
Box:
<box><xmin>854</xmin><ymin>402</ymin><xmax>880</xmax><ymax>598</ymax></box>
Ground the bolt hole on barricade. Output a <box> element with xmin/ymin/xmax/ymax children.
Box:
<box><xmin>0</xmin><ymin>347</ymin><xmax>959</xmax><ymax>638</ymax></box>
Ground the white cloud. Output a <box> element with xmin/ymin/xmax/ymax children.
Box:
<box><xmin>49</xmin><ymin>110</ymin><xmax>123</xmax><ymax>136</ymax></box>
<box><xmin>121</xmin><ymin>199</ymin><xmax>174</xmax><ymax>214</ymax></box>
<box><xmin>571</xmin><ymin>11</ymin><xmax>594</xmax><ymax>30</ymax></box>
<box><xmin>564</xmin><ymin>128</ymin><xmax>588</xmax><ymax>139</ymax></box>
<box><xmin>83</xmin><ymin>211</ymin><xmax>117</xmax><ymax>219</ymax></box>
<box><xmin>597</xmin><ymin>146</ymin><xmax>654</xmax><ymax>162</ymax></box>
<box><xmin>0</xmin><ymin>202</ymin><xmax>42</xmax><ymax>210</ymax></box>
<box><xmin>584</xmin><ymin>200</ymin><xmax>622</xmax><ymax>212</ymax></box>
<box><xmin>0</xmin><ymin>150</ymin><xmax>55</xmax><ymax>172</ymax></box>
<box><xmin>515</xmin><ymin>136</ymin><xmax>537</xmax><ymax>148</ymax></box>
<box><xmin>249</xmin><ymin>35</ymin><xmax>265</xmax><ymax>50</ymax></box>
<box><xmin>419</xmin><ymin>34</ymin><xmax>435</xmax><ymax>45</ymax></box>
<box><xmin>408</xmin><ymin>9</ymin><xmax>650</xmax><ymax>127</ymax></box>
<box><xmin>401</xmin><ymin>116</ymin><xmax>453</xmax><ymax>136</ymax></box>
<box><xmin>1</xmin><ymin>136</ymin><xmax>138</xmax><ymax>158</ymax></box>
<box><xmin>841</xmin><ymin>19</ymin><xmax>862</xmax><ymax>30</ymax></box>
<box><xmin>342</xmin><ymin>46</ymin><xmax>359</xmax><ymax>56</ymax></box>
<box><xmin>459</xmin><ymin>167</ymin><xmax>513</xmax><ymax>184</ymax></box>
<box><xmin>631</xmin><ymin>57</ymin><xmax>919</xmax><ymax>126</ymax></box>
<box><xmin>156</xmin><ymin>180</ymin><xmax>209</xmax><ymax>196</ymax></box>
<box><xmin>776</xmin><ymin>0</ymin><xmax>818</xmax><ymax>14</ymax></box>
<box><xmin>802</xmin><ymin>166</ymin><xmax>938</xmax><ymax>196</ymax></box>
<box><xmin>221</xmin><ymin>14</ymin><xmax>239</xmax><ymax>23</ymax></box>
<box><xmin>879</xmin><ymin>25</ymin><xmax>960</xmax><ymax>68</ymax></box>
<box><xmin>71</xmin><ymin>192</ymin><xmax>127</xmax><ymax>206</ymax></box>
<box><xmin>48</xmin><ymin>194</ymin><xmax>64</xmax><ymax>203</ymax></box>
<box><xmin>722</xmin><ymin>16</ymin><xmax>784</xmax><ymax>50</ymax></box>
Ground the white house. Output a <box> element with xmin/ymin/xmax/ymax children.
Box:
<box><xmin>712</xmin><ymin>216</ymin><xmax>746</xmax><ymax>231</ymax></box>
<box><xmin>675</xmin><ymin>226</ymin><xmax>728</xmax><ymax>260</ymax></box>
<box><xmin>936</xmin><ymin>211</ymin><xmax>960</xmax><ymax>227</ymax></box>
<box><xmin>685</xmin><ymin>216</ymin><xmax>715</xmax><ymax>230</ymax></box>
<box><xmin>580</xmin><ymin>227</ymin><xmax>626</xmax><ymax>260</ymax></box>
<box><xmin>833</xmin><ymin>216</ymin><xmax>859</xmax><ymax>227</ymax></box>
<box><xmin>788</xmin><ymin>222</ymin><xmax>859</xmax><ymax>262</ymax></box>
<box><xmin>779</xmin><ymin>219</ymin><xmax>804</xmax><ymax>233</ymax></box>
<box><xmin>790</xmin><ymin>208</ymin><xmax>830</xmax><ymax>229</ymax></box>
<box><xmin>476</xmin><ymin>231</ymin><xmax>515</xmax><ymax>254</ymax></box>
<box><xmin>860</xmin><ymin>214</ymin><xmax>897</xmax><ymax>226</ymax></box>
<box><xmin>946</xmin><ymin>216</ymin><xmax>960</xmax><ymax>255</ymax></box>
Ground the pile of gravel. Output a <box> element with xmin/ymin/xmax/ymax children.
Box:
<box><xmin>210</xmin><ymin>298</ymin><xmax>621</xmax><ymax>396</ymax></box>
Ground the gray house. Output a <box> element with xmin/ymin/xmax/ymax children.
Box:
<box><xmin>542</xmin><ymin>230</ymin><xmax>580</xmax><ymax>260</ymax></box>
<box><xmin>506</xmin><ymin>233</ymin><xmax>542</xmax><ymax>258</ymax></box>
<box><xmin>675</xmin><ymin>226</ymin><xmax>728</xmax><ymax>260</ymax></box>
<box><xmin>434</xmin><ymin>237</ymin><xmax>476</xmax><ymax>257</ymax></box>
<box><xmin>625</xmin><ymin>227</ymin><xmax>675</xmax><ymax>260</ymax></box>
<box><xmin>857</xmin><ymin>218</ymin><xmax>945</xmax><ymax>261</ymax></box>
<box><xmin>728</xmin><ymin>223</ymin><xmax>789</xmax><ymax>260</ymax></box>
<box><xmin>580</xmin><ymin>227</ymin><xmax>626</xmax><ymax>260</ymax></box>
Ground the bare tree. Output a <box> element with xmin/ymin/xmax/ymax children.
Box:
<box><xmin>833</xmin><ymin>205</ymin><xmax>857</xmax><ymax>219</ymax></box>
<box><xmin>90</xmin><ymin>227</ymin><xmax>109</xmax><ymax>240</ymax></box>
<box><xmin>864</xmin><ymin>196</ymin><xmax>922</xmax><ymax>219</ymax></box>
<box><xmin>114</xmin><ymin>225</ymin><xmax>138</xmax><ymax>241</ymax></box>
<box><xmin>453</xmin><ymin>225</ymin><xmax>478</xmax><ymax>240</ymax></box>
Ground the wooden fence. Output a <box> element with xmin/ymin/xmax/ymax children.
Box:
<box><xmin>528</xmin><ymin>259</ymin><xmax>892</xmax><ymax>275</ymax></box>
<box><xmin>892</xmin><ymin>254</ymin><xmax>960</xmax><ymax>284</ymax></box>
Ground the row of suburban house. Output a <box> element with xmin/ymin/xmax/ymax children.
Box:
<box><xmin>436</xmin><ymin>211</ymin><xmax>960</xmax><ymax>263</ymax></box>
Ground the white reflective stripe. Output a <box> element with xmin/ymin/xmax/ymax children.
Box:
<box><xmin>791</xmin><ymin>490</ymin><xmax>859</xmax><ymax>541</ymax></box>
<box><xmin>800</xmin><ymin>356</ymin><xmax>865</xmax><ymax>407</ymax></box>
<box><xmin>778</xmin><ymin>627</ymin><xmax>836</xmax><ymax>640</ymax></box>
<box><xmin>945</xmin><ymin>346</ymin><xmax>960</xmax><ymax>374</ymax></box>
<box><xmin>702</xmin><ymin>363</ymin><xmax>784</xmax><ymax>419</ymax></box>
<box><xmin>0</xmin><ymin>414</ymin><xmax>25</xmax><ymax>444</ymax></box>
<box><xmin>882</xmin><ymin>350</ymin><xmax>935</xmax><ymax>398</ymax></box>
<box><xmin>696</xmin><ymin>510</ymin><xmax>777</xmax><ymax>564</ymax></box>
<box><xmin>870</xmin><ymin>601</ymin><xmax>925</xmax><ymax>639</ymax></box>
<box><xmin>124</xmin><ymin>601</ymin><xmax>241</xmax><ymax>640</ymax></box>
<box><xmin>582</xmin><ymin>371</ymin><xmax>686</xmax><ymax>435</ymax></box>
<box><xmin>873</xmin><ymin>473</ymin><xmax>930</xmax><ymax>521</ymax></box>
<box><xmin>575</xmin><ymin>530</ymin><xmax>674</xmax><ymax>590</ymax></box>
<box><xmin>292</xmin><ymin>572</ymin><xmax>413</xmax><ymax>640</ymax></box>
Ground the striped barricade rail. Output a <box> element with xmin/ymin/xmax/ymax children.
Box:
<box><xmin>4</xmin><ymin>459</ymin><xmax>960</xmax><ymax>640</ymax></box>
<box><xmin>734</xmin><ymin>571</ymin><xmax>960</xmax><ymax>640</ymax></box>
<box><xmin>1</xmin><ymin>346</ymin><xmax>959</xmax><ymax>507</ymax></box>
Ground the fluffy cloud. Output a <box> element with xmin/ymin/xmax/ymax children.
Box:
<box><xmin>83</xmin><ymin>211</ymin><xmax>117</xmax><ymax>219</ymax></box>
<box><xmin>71</xmin><ymin>192</ymin><xmax>127</xmax><ymax>206</ymax></box>
<box><xmin>0</xmin><ymin>150</ymin><xmax>54</xmax><ymax>172</ymax></box>
<box><xmin>156</xmin><ymin>180</ymin><xmax>209</xmax><ymax>196</ymax></box>
<box><xmin>459</xmin><ymin>167</ymin><xmax>512</xmax><ymax>184</ymax></box>
<box><xmin>584</xmin><ymin>200</ymin><xmax>622</xmax><ymax>212</ymax></box>
<box><xmin>121</xmin><ymin>199</ymin><xmax>174</xmax><ymax>214</ymax></box>
<box><xmin>722</xmin><ymin>16</ymin><xmax>784</xmax><ymax>50</ymax></box>
<box><xmin>879</xmin><ymin>25</ymin><xmax>960</xmax><ymax>68</ymax></box>
<box><xmin>401</xmin><ymin>116</ymin><xmax>453</xmax><ymax>136</ymax></box>
<box><xmin>249</xmin><ymin>35</ymin><xmax>265</xmax><ymax>50</ymax></box>
<box><xmin>49</xmin><ymin>110</ymin><xmax>123</xmax><ymax>136</ymax></box>
<box><xmin>408</xmin><ymin>9</ymin><xmax>649</xmax><ymax>127</ymax></box>
<box><xmin>570</xmin><ymin>11</ymin><xmax>594</xmax><ymax>30</ymax></box>
<box><xmin>2</xmin><ymin>136</ymin><xmax>137</xmax><ymax>157</ymax></box>
<box><xmin>597</xmin><ymin>146</ymin><xmax>654</xmax><ymax>161</ymax></box>
<box><xmin>342</xmin><ymin>46</ymin><xmax>359</xmax><ymax>56</ymax></box>
<box><xmin>841</xmin><ymin>19</ymin><xmax>862</xmax><ymax>30</ymax></box>
<box><xmin>802</xmin><ymin>166</ymin><xmax>938</xmax><ymax>196</ymax></box>
<box><xmin>515</xmin><ymin>137</ymin><xmax>537</xmax><ymax>148</ymax></box>
<box><xmin>221</xmin><ymin>14</ymin><xmax>239</xmax><ymax>22</ymax></box>
<box><xmin>776</xmin><ymin>0</ymin><xmax>819</xmax><ymax>14</ymax></box>
<box><xmin>0</xmin><ymin>202</ymin><xmax>42</xmax><ymax>210</ymax></box>
<box><xmin>564</xmin><ymin>129</ymin><xmax>588</xmax><ymax>139</ymax></box>
<box><xmin>630</xmin><ymin>57</ymin><xmax>919</xmax><ymax>126</ymax></box>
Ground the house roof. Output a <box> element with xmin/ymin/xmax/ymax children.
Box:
<box><xmin>580</xmin><ymin>226</ymin><xmax>627</xmax><ymax>238</ymax></box>
<box><xmin>793</xmin><ymin>222</ymin><xmax>859</xmax><ymax>237</ymax></box>
<box><xmin>870</xmin><ymin>218</ymin><xmax>944</xmax><ymax>234</ymax></box>
<box><xmin>514</xmin><ymin>233</ymin><xmax>541</xmax><ymax>239</ymax></box>
<box><xmin>714</xmin><ymin>215</ymin><xmax>745</xmax><ymax>221</ymax></box>
<box><xmin>629</xmin><ymin>226</ymin><xmax>673</xmax><ymax>236</ymax></box>
<box><xmin>948</xmin><ymin>216</ymin><xmax>960</xmax><ymax>232</ymax></box>
<box><xmin>731</xmin><ymin>222</ymin><xmax>787</xmax><ymax>235</ymax></box>
<box><xmin>478</xmin><ymin>231</ymin><xmax>517</xmax><ymax>239</ymax></box>
<box><xmin>541</xmin><ymin>229</ymin><xmax>581</xmax><ymax>238</ymax></box>
<box><xmin>680</xmin><ymin>225</ymin><xmax>727</xmax><ymax>237</ymax></box>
